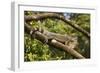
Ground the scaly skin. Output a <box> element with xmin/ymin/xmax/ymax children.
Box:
<box><xmin>33</xmin><ymin>27</ymin><xmax>78</xmax><ymax>49</ymax></box>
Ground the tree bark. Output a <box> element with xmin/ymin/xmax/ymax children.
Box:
<box><xmin>50</xmin><ymin>39</ymin><xmax>85</xmax><ymax>59</ymax></box>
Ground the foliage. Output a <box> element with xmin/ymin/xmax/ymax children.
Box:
<box><xmin>70</xmin><ymin>13</ymin><xmax>90</xmax><ymax>58</ymax></box>
<box><xmin>24</xmin><ymin>11</ymin><xmax>90</xmax><ymax>61</ymax></box>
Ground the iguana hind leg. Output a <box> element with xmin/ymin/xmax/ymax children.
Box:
<box><xmin>65</xmin><ymin>39</ymin><xmax>78</xmax><ymax>49</ymax></box>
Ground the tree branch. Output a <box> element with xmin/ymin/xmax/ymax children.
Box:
<box><xmin>25</xmin><ymin>13</ymin><xmax>90</xmax><ymax>38</ymax></box>
<box><xmin>50</xmin><ymin>39</ymin><xmax>85</xmax><ymax>59</ymax></box>
<box><xmin>25</xmin><ymin>23</ymin><xmax>85</xmax><ymax>59</ymax></box>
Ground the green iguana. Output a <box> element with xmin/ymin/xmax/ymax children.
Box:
<box><xmin>30</xmin><ymin>27</ymin><xmax>78</xmax><ymax>49</ymax></box>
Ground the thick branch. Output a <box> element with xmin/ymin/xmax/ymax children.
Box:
<box><xmin>25</xmin><ymin>23</ymin><xmax>85</xmax><ymax>59</ymax></box>
<box><xmin>50</xmin><ymin>39</ymin><xmax>85</xmax><ymax>59</ymax></box>
<box><xmin>25</xmin><ymin>13</ymin><xmax>90</xmax><ymax>38</ymax></box>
